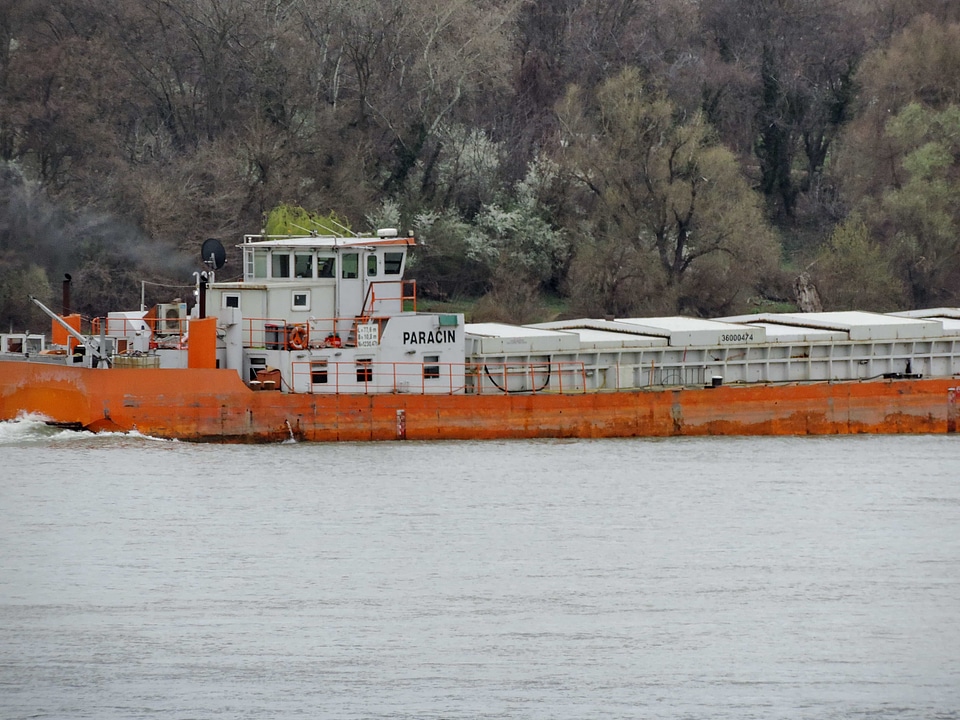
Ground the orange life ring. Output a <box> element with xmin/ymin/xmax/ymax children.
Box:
<box><xmin>289</xmin><ymin>327</ymin><xmax>306</xmax><ymax>350</ymax></box>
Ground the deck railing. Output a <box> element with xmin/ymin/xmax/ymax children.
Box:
<box><xmin>284</xmin><ymin>360</ymin><xmax>588</xmax><ymax>395</ymax></box>
<box><xmin>244</xmin><ymin>317</ymin><xmax>329</xmax><ymax>349</ymax></box>
<box><xmin>90</xmin><ymin>315</ymin><xmax>187</xmax><ymax>350</ymax></box>
<box><xmin>360</xmin><ymin>279</ymin><xmax>417</xmax><ymax>318</ymax></box>
<box><xmin>242</xmin><ymin>314</ymin><xmax>408</xmax><ymax>350</ymax></box>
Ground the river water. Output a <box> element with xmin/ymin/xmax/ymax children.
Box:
<box><xmin>1</xmin><ymin>418</ymin><xmax>958</xmax><ymax>719</ymax></box>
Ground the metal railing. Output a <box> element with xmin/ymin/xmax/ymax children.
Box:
<box><xmin>359</xmin><ymin>279</ymin><xmax>417</xmax><ymax>318</ymax></box>
<box><xmin>244</xmin><ymin>317</ymin><xmax>330</xmax><ymax>349</ymax></box>
<box><xmin>243</xmin><ymin>316</ymin><xmax>395</xmax><ymax>350</ymax></box>
<box><xmin>287</xmin><ymin>360</ymin><xmax>588</xmax><ymax>395</ymax></box>
<box><xmin>90</xmin><ymin>315</ymin><xmax>185</xmax><ymax>350</ymax></box>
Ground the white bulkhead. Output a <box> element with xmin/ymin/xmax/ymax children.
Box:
<box><xmin>203</xmin><ymin>231</ymin><xmax>465</xmax><ymax>394</ymax></box>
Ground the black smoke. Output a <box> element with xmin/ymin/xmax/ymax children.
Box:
<box><xmin>0</xmin><ymin>163</ymin><xmax>199</xmax><ymax>323</ymax></box>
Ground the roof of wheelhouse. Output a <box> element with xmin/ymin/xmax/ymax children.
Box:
<box><xmin>241</xmin><ymin>234</ymin><xmax>415</xmax><ymax>250</ymax></box>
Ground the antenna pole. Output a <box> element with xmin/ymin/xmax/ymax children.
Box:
<box><xmin>326</xmin><ymin>217</ymin><xmax>357</xmax><ymax>237</ymax></box>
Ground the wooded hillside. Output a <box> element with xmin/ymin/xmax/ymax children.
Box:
<box><xmin>2</xmin><ymin>0</ymin><xmax>960</xmax><ymax>327</ymax></box>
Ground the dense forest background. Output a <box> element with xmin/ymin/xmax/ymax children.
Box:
<box><xmin>2</xmin><ymin>0</ymin><xmax>960</xmax><ymax>329</ymax></box>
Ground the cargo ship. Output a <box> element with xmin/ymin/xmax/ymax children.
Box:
<box><xmin>2</xmin><ymin>229</ymin><xmax>960</xmax><ymax>442</ymax></box>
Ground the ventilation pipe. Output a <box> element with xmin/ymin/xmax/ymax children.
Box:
<box><xmin>62</xmin><ymin>274</ymin><xmax>72</xmax><ymax>315</ymax></box>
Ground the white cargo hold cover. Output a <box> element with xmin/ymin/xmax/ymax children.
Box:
<box><xmin>529</xmin><ymin>320</ymin><xmax>668</xmax><ymax>348</ymax></box>
<box><xmin>756</xmin><ymin>311</ymin><xmax>943</xmax><ymax>341</ymax></box>
<box><xmin>465</xmin><ymin>323</ymin><xmax>580</xmax><ymax>354</ymax></box>
<box><xmin>611</xmin><ymin>316</ymin><xmax>767</xmax><ymax>346</ymax></box>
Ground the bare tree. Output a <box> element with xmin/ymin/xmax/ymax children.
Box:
<box><xmin>557</xmin><ymin>67</ymin><xmax>779</xmax><ymax>315</ymax></box>
<box><xmin>697</xmin><ymin>0</ymin><xmax>866</xmax><ymax>221</ymax></box>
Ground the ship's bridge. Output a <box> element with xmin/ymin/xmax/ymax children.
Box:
<box><xmin>237</xmin><ymin>231</ymin><xmax>414</xmax><ymax>320</ymax></box>
<box><xmin>204</xmin><ymin>230</ymin><xmax>416</xmax><ymax>351</ymax></box>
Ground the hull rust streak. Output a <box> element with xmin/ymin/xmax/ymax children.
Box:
<box><xmin>0</xmin><ymin>361</ymin><xmax>954</xmax><ymax>442</ymax></box>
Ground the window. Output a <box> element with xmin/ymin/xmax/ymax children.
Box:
<box><xmin>384</xmin><ymin>252</ymin><xmax>403</xmax><ymax>275</ymax></box>
<box><xmin>224</xmin><ymin>294</ymin><xmax>240</xmax><ymax>308</ymax></box>
<box><xmin>423</xmin><ymin>354</ymin><xmax>440</xmax><ymax>380</ymax></box>
<box><xmin>248</xmin><ymin>356</ymin><xmax>267</xmax><ymax>382</ymax></box>
<box><xmin>295</xmin><ymin>253</ymin><xmax>313</xmax><ymax>278</ymax></box>
<box><xmin>367</xmin><ymin>254</ymin><xmax>378</xmax><ymax>277</ymax></box>
<box><xmin>272</xmin><ymin>252</ymin><xmax>291</xmax><ymax>278</ymax></box>
<box><xmin>342</xmin><ymin>253</ymin><xmax>359</xmax><ymax>279</ymax></box>
<box><xmin>251</xmin><ymin>249</ymin><xmax>268</xmax><ymax>278</ymax></box>
<box><xmin>317</xmin><ymin>255</ymin><xmax>336</xmax><ymax>278</ymax></box>
<box><xmin>292</xmin><ymin>291</ymin><xmax>310</xmax><ymax>311</ymax></box>
<box><xmin>356</xmin><ymin>359</ymin><xmax>372</xmax><ymax>382</ymax></box>
<box><xmin>310</xmin><ymin>361</ymin><xmax>328</xmax><ymax>385</ymax></box>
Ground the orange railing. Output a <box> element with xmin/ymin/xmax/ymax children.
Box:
<box><xmin>243</xmin><ymin>317</ymin><xmax>343</xmax><ymax>350</ymax></box>
<box><xmin>91</xmin><ymin>315</ymin><xmax>187</xmax><ymax>337</ymax></box>
<box><xmin>287</xmin><ymin>360</ymin><xmax>588</xmax><ymax>395</ymax></box>
<box><xmin>90</xmin><ymin>314</ymin><xmax>186</xmax><ymax>350</ymax></box>
<box><xmin>360</xmin><ymin>279</ymin><xmax>417</xmax><ymax>319</ymax></box>
<box><xmin>243</xmin><ymin>314</ymin><xmax>409</xmax><ymax>350</ymax></box>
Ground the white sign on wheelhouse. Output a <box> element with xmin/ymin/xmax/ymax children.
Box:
<box><xmin>356</xmin><ymin>323</ymin><xmax>379</xmax><ymax>347</ymax></box>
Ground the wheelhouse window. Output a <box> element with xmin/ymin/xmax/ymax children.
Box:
<box><xmin>272</xmin><ymin>252</ymin><xmax>291</xmax><ymax>278</ymax></box>
<box><xmin>317</xmin><ymin>255</ymin><xmax>335</xmax><ymax>278</ymax></box>
<box><xmin>295</xmin><ymin>253</ymin><xmax>313</xmax><ymax>278</ymax></box>
<box><xmin>248</xmin><ymin>249</ymin><xmax>268</xmax><ymax>279</ymax></box>
<box><xmin>384</xmin><ymin>252</ymin><xmax>403</xmax><ymax>275</ymax></box>
<box><xmin>342</xmin><ymin>253</ymin><xmax>359</xmax><ymax>279</ymax></box>
<box><xmin>367</xmin><ymin>254</ymin><xmax>378</xmax><ymax>277</ymax></box>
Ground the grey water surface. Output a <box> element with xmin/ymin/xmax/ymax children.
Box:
<box><xmin>1</xmin><ymin>418</ymin><xmax>958</xmax><ymax>719</ymax></box>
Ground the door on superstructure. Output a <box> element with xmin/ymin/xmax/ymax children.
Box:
<box><xmin>338</xmin><ymin>251</ymin><xmax>363</xmax><ymax>320</ymax></box>
<box><xmin>364</xmin><ymin>251</ymin><xmax>385</xmax><ymax>315</ymax></box>
<box><xmin>311</xmin><ymin>253</ymin><xmax>337</xmax><ymax>338</ymax></box>
<box><xmin>378</xmin><ymin>250</ymin><xmax>405</xmax><ymax>314</ymax></box>
<box><xmin>364</xmin><ymin>250</ymin><xmax>403</xmax><ymax>315</ymax></box>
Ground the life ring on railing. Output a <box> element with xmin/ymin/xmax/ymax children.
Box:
<box><xmin>288</xmin><ymin>326</ymin><xmax>307</xmax><ymax>350</ymax></box>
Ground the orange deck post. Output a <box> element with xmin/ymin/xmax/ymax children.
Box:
<box><xmin>52</xmin><ymin>314</ymin><xmax>82</xmax><ymax>352</ymax></box>
<box><xmin>188</xmin><ymin>317</ymin><xmax>218</xmax><ymax>369</ymax></box>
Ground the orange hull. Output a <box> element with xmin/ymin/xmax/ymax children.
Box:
<box><xmin>1</xmin><ymin>361</ymin><xmax>957</xmax><ymax>442</ymax></box>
